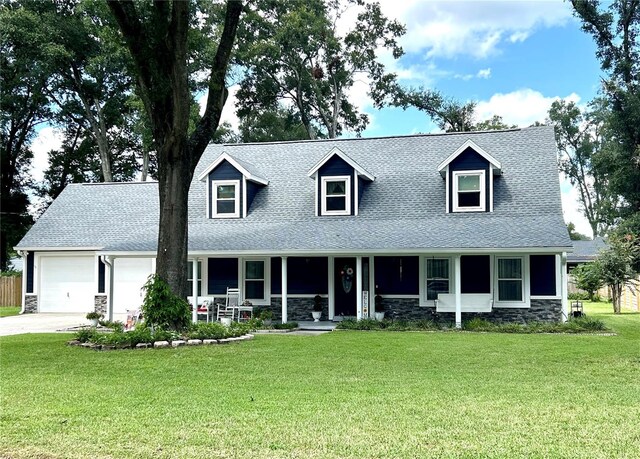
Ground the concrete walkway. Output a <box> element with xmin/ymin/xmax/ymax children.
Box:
<box><xmin>0</xmin><ymin>313</ymin><xmax>129</xmax><ymax>337</ymax></box>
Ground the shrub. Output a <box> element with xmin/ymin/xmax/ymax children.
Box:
<box><xmin>313</xmin><ymin>295</ymin><xmax>323</xmax><ymax>312</ymax></box>
<box><xmin>86</xmin><ymin>312</ymin><xmax>104</xmax><ymax>320</ymax></box>
<box><xmin>98</xmin><ymin>320</ymin><xmax>125</xmax><ymax>332</ymax></box>
<box><xmin>127</xmin><ymin>325</ymin><xmax>153</xmax><ymax>345</ymax></box>
<box><xmin>186</xmin><ymin>322</ymin><xmax>228</xmax><ymax>340</ymax></box>
<box><xmin>463</xmin><ymin>318</ymin><xmax>493</xmax><ymax>331</ymax></box>
<box><xmin>74</xmin><ymin>327</ymin><xmax>100</xmax><ymax>343</ymax></box>
<box><xmin>568</xmin><ymin>292</ymin><xmax>591</xmax><ymax>301</ymax></box>
<box><xmin>141</xmin><ymin>275</ymin><xmax>191</xmax><ymax>330</ymax></box>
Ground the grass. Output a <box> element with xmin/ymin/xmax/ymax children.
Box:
<box><xmin>1</xmin><ymin>301</ymin><xmax>639</xmax><ymax>459</ymax></box>
<box><xmin>0</xmin><ymin>306</ymin><xmax>20</xmax><ymax>318</ymax></box>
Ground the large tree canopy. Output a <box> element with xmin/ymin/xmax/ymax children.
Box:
<box><xmin>107</xmin><ymin>0</ymin><xmax>243</xmax><ymax>297</ymax></box>
<box><xmin>235</xmin><ymin>0</ymin><xmax>405</xmax><ymax>139</ymax></box>
<box><xmin>571</xmin><ymin>0</ymin><xmax>640</xmax><ymax>214</ymax></box>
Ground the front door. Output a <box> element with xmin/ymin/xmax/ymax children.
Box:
<box><xmin>334</xmin><ymin>257</ymin><xmax>357</xmax><ymax>317</ymax></box>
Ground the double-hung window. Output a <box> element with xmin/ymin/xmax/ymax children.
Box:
<box><xmin>321</xmin><ymin>176</ymin><xmax>351</xmax><ymax>215</ymax></box>
<box><xmin>453</xmin><ymin>170</ymin><xmax>485</xmax><ymax>212</ymax></box>
<box><xmin>497</xmin><ymin>257</ymin><xmax>523</xmax><ymax>302</ymax></box>
<box><xmin>212</xmin><ymin>180</ymin><xmax>240</xmax><ymax>218</ymax></box>
<box><xmin>244</xmin><ymin>259</ymin><xmax>267</xmax><ymax>303</ymax></box>
<box><xmin>426</xmin><ymin>258</ymin><xmax>450</xmax><ymax>301</ymax></box>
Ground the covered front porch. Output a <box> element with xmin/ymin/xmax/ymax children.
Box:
<box><xmin>186</xmin><ymin>251</ymin><xmax>570</xmax><ymax>328</ymax></box>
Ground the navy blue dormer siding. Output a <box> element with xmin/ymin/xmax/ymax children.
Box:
<box><xmin>317</xmin><ymin>155</ymin><xmax>356</xmax><ymax>216</ymax></box>
<box><xmin>246</xmin><ymin>181</ymin><xmax>260</xmax><ymax>214</ymax></box>
<box><xmin>448</xmin><ymin>147</ymin><xmax>492</xmax><ymax>212</ymax></box>
<box><xmin>26</xmin><ymin>252</ymin><xmax>35</xmax><ymax>293</ymax></box>
<box><xmin>208</xmin><ymin>160</ymin><xmax>244</xmax><ymax>218</ymax></box>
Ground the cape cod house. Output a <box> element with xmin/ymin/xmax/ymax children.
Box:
<box><xmin>15</xmin><ymin>126</ymin><xmax>572</xmax><ymax>327</ymax></box>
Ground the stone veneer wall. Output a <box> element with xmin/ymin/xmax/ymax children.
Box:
<box><xmin>380</xmin><ymin>297</ymin><xmax>563</xmax><ymax>324</ymax></box>
<box><xmin>94</xmin><ymin>295</ymin><xmax>107</xmax><ymax>315</ymax></box>
<box><xmin>24</xmin><ymin>295</ymin><xmax>38</xmax><ymax>313</ymax></box>
<box><xmin>267</xmin><ymin>297</ymin><xmax>328</xmax><ymax>322</ymax></box>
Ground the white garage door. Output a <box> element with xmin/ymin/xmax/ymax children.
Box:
<box><xmin>39</xmin><ymin>256</ymin><xmax>96</xmax><ymax>313</ymax></box>
<box><xmin>113</xmin><ymin>258</ymin><xmax>154</xmax><ymax>314</ymax></box>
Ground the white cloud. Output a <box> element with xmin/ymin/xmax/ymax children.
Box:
<box><xmin>30</xmin><ymin>126</ymin><xmax>63</xmax><ymax>182</ymax></box>
<box><xmin>377</xmin><ymin>0</ymin><xmax>573</xmax><ymax>58</ymax></box>
<box><xmin>477</xmin><ymin>68</ymin><xmax>491</xmax><ymax>79</ymax></box>
<box><xmin>475</xmin><ymin>88</ymin><xmax>580</xmax><ymax>127</ymax></box>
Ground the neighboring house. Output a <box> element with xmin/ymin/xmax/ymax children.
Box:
<box><xmin>15</xmin><ymin>126</ymin><xmax>572</xmax><ymax>326</ymax></box>
<box><xmin>567</xmin><ymin>237</ymin><xmax>607</xmax><ymax>271</ymax></box>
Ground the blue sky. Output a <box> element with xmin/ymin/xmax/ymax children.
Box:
<box><xmin>31</xmin><ymin>1</ymin><xmax>602</xmax><ymax>237</ymax></box>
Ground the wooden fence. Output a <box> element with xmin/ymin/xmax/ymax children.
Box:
<box><xmin>0</xmin><ymin>276</ymin><xmax>22</xmax><ymax>307</ymax></box>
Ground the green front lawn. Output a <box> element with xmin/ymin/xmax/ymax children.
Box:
<box><xmin>1</xmin><ymin>302</ymin><xmax>639</xmax><ymax>458</ymax></box>
<box><xmin>0</xmin><ymin>306</ymin><xmax>20</xmax><ymax>318</ymax></box>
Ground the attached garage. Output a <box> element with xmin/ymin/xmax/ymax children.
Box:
<box><xmin>112</xmin><ymin>258</ymin><xmax>154</xmax><ymax>314</ymax></box>
<box><xmin>39</xmin><ymin>255</ymin><xmax>96</xmax><ymax>313</ymax></box>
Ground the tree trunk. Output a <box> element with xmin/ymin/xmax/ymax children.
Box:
<box><xmin>141</xmin><ymin>146</ymin><xmax>149</xmax><ymax>182</ymax></box>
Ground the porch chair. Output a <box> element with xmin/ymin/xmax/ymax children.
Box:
<box><xmin>217</xmin><ymin>287</ymin><xmax>240</xmax><ymax>322</ymax></box>
<box><xmin>196</xmin><ymin>300</ymin><xmax>213</xmax><ymax>323</ymax></box>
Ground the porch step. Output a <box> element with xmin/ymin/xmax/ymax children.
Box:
<box><xmin>297</xmin><ymin>321</ymin><xmax>337</xmax><ymax>331</ymax></box>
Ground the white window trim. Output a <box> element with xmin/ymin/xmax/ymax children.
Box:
<box><xmin>321</xmin><ymin>175</ymin><xmax>351</xmax><ymax>216</ymax></box>
<box><xmin>495</xmin><ymin>256</ymin><xmax>528</xmax><ymax>307</ymax></box>
<box><xmin>187</xmin><ymin>259</ymin><xmax>203</xmax><ymax>297</ymax></box>
<box><xmin>452</xmin><ymin>170</ymin><xmax>486</xmax><ymax>212</ymax></box>
<box><xmin>242</xmin><ymin>258</ymin><xmax>270</xmax><ymax>305</ymax></box>
<box><xmin>211</xmin><ymin>179</ymin><xmax>240</xmax><ymax>219</ymax></box>
<box><xmin>419</xmin><ymin>256</ymin><xmax>453</xmax><ymax>306</ymax></box>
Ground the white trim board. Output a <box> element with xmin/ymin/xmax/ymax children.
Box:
<box><xmin>307</xmin><ymin>147</ymin><xmax>375</xmax><ymax>181</ymax></box>
<box><xmin>197</xmin><ymin>152</ymin><xmax>269</xmax><ymax>185</ymax></box>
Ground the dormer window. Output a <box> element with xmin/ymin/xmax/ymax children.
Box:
<box><xmin>198</xmin><ymin>152</ymin><xmax>268</xmax><ymax>219</ymax></box>
<box><xmin>321</xmin><ymin>176</ymin><xmax>351</xmax><ymax>215</ymax></box>
<box><xmin>308</xmin><ymin>147</ymin><xmax>375</xmax><ymax>217</ymax></box>
<box><xmin>438</xmin><ymin>139</ymin><xmax>502</xmax><ymax>214</ymax></box>
<box><xmin>453</xmin><ymin>170</ymin><xmax>485</xmax><ymax>212</ymax></box>
<box><xmin>212</xmin><ymin>180</ymin><xmax>240</xmax><ymax>218</ymax></box>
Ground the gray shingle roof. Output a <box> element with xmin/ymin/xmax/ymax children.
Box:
<box><xmin>568</xmin><ymin>237</ymin><xmax>607</xmax><ymax>262</ymax></box>
<box><xmin>17</xmin><ymin>126</ymin><xmax>572</xmax><ymax>253</ymax></box>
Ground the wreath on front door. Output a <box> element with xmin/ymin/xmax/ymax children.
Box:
<box><xmin>341</xmin><ymin>265</ymin><xmax>354</xmax><ymax>293</ymax></box>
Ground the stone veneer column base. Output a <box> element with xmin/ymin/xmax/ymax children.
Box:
<box><xmin>269</xmin><ymin>297</ymin><xmax>328</xmax><ymax>322</ymax></box>
<box><xmin>94</xmin><ymin>295</ymin><xmax>108</xmax><ymax>315</ymax></box>
<box><xmin>24</xmin><ymin>295</ymin><xmax>38</xmax><ymax>313</ymax></box>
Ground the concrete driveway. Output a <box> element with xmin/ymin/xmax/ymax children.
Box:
<box><xmin>0</xmin><ymin>313</ymin><xmax>120</xmax><ymax>337</ymax></box>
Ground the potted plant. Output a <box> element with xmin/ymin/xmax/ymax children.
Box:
<box><xmin>86</xmin><ymin>311</ymin><xmax>104</xmax><ymax>327</ymax></box>
<box><xmin>259</xmin><ymin>309</ymin><xmax>273</xmax><ymax>327</ymax></box>
<box><xmin>374</xmin><ymin>294</ymin><xmax>385</xmax><ymax>321</ymax></box>
<box><xmin>312</xmin><ymin>294</ymin><xmax>323</xmax><ymax>322</ymax></box>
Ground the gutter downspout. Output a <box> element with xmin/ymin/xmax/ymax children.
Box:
<box><xmin>100</xmin><ymin>255</ymin><xmax>114</xmax><ymax>322</ymax></box>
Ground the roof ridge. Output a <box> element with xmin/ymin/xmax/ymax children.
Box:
<box><xmin>214</xmin><ymin>127</ymin><xmax>530</xmax><ymax>148</ymax></box>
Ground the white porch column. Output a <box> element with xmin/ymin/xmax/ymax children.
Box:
<box><xmin>18</xmin><ymin>251</ymin><xmax>27</xmax><ymax>314</ymax></box>
<box><xmin>281</xmin><ymin>256</ymin><xmax>288</xmax><ymax>323</ymax></box>
<box><xmin>356</xmin><ymin>256</ymin><xmax>363</xmax><ymax>320</ymax></box>
<box><xmin>328</xmin><ymin>256</ymin><xmax>335</xmax><ymax>320</ymax></box>
<box><xmin>561</xmin><ymin>252</ymin><xmax>568</xmax><ymax>323</ymax></box>
<box><xmin>191</xmin><ymin>258</ymin><xmax>199</xmax><ymax>323</ymax></box>
<box><xmin>101</xmin><ymin>255</ymin><xmax>115</xmax><ymax>322</ymax></box>
<box><xmin>454</xmin><ymin>255</ymin><xmax>462</xmax><ymax>329</ymax></box>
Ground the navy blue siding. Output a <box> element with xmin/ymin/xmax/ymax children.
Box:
<box><xmin>207</xmin><ymin>258</ymin><xmax>238</xmax><ymax>295</ymax></box>
<box><xmin>461</xmin><ymin>255</ymin><xmax>491</xmax><ymax>293</ymax></box>
<box><xmin>448</xmin><ymin>148</ymin><xmax>491</xmax><ymax>212</ymax></box>
<box><xmin>246</xmin><ymin>181</ymin><xmax>261</xmax><ymax>213</ymax></box>
<box><xmin>209</xmin><ymin>160</ymin><xmax>244</xmax><ymax>218</ymax></box>
<box><xmin>374</xmin><ymin>256</ymin><xmax>419</xmax><ymax>295</ymax></box>
<box><xmin>318</xmin><ymin>155</ymin><xmax>355</xmax><ymax>215</ymax></box>
<box><xmin>530</xmin><ymin>255</ymin><xmax>557</xmax><ymax>296</ymax></box>
<box><xmin>271</xmin><ymin>257</ymin><xmax>282</xmax><ymax>294</ymax></box>
<box><xmin>26</xmin><ymin>252</ymin><xmax>34</xmax><ymax>293</ymax></box>
<box><xmin>98</xmin><ymin>258</ymin><xmax>106</xmax><ymax>294</ymax></box>
<box><xmin>287</xmin><ymin>257</ymin><xmax>328</xmax><ymax>294</ymax></box>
